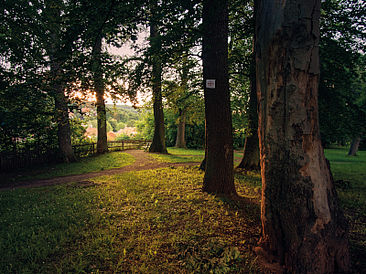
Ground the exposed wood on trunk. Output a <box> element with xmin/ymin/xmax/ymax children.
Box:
<box><xmin>202</xmin><ymin>0</ymin><xmax>236</xmax><ymax>196</ymax></box>
<box><xmin>93</xmin><ymin>35</ymin><xmax>108</xmax><ymax>154</ymax></box>
<box><xmin>255</xmin><ymin>0</ymin><xmax>349</xmax><ymax>272</ymax></box>
<box><xmin>149</xmin><ymin>17</ymin><xmax>167</xmax><ymax>154</ymax></box>
<box><xmin>348</xmin><ymin>136</ymin><xmax>361</xmax><ymax>156</ymax></box>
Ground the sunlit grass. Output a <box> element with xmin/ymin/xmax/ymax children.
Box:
<box><xmin>151</xmin><ymin>147</ymin><xmax>244</xmax><ymax>164</ymax></box>
<box><xmin>167</xmin><ymin>147</ymin><xmax>205</xmax><ymax>156</ymax></box>
<box><xmin>0</xmin><ymin>167</ymin><xmax>261</xmax><ymax>273</ymax></box>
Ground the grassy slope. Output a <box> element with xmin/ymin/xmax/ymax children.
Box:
<box><xmin>0</xmin><ymin>167</ymin><xmax>261</xmax><ymax>273</ymax></box>
<box><xmin>0</xmin><ymin>147</ymin><xmax>364</xmax><ymax>272</ymax></box>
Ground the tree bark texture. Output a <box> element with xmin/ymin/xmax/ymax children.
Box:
<box><xmin>148</xmin><ymin>19</ymin><xmax>167</xmax><ymax>154</ymax></box>
<box><xmin>53</xmin><ymin>77</ymin><xmax>76</xmax><ymax>163</ymax></box>
<box><xmin>93</xmin><ymin>36</ymin><xmax>108</xmax><ymax>154</ymax></box>
<box><xmin>255</xmin><ymin>1</ymin><xmax>349</xmax><ymax>272</ymax></box>
<box><xmin>237</xmin><ymin>36</ymin><xmax>260</xmax><ymax>171</ymax></box>
<box><xmin>47</xmin><ymin>0</ymin><xmax>76</xmax><ymax>163</ymax></box>
<box><xmin>175</xmin><ymin>109</ymin><xmax>187</xmax><ymax>148</ymax></box>
<box><xmin>348</xmin><ymin>136</ymin><xmax>361</xmax><ymax>156</ymax></box>
<box><xmin>202</xmin><ymin>0</ymin><xmax>236</xmax><ymax>196</ymax></box>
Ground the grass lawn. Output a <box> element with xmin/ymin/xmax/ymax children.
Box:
<box><xmin>150</xmin><ymin>147</ymin><xmax>243</xmax><ymax>164</ymax></box>
<box><xmin>0</xmin><ymin>167</ymin><xmax>261</xmax><ymax>273</ymax></box>
<box><xmin>0</xmin><ymin>147</ymin><xmax>364</xmax><ymax>272</ymax></box>
<box><xmin>1</xmin><ymin>152</ymin><xmax>135</xmax><ymax>184</ymax></box>
<box><xmin>324</xmin><ymin>147</ymin><xmax>366</xmax><ymax>271</ymax></box>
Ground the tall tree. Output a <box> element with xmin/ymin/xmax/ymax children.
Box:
<box><xmin>93</xmin><ymin>35</ymin><xmax>108</xmax><ymax>154</ymax></box>
<box><xmin>202</xmin><ymin>0</ymin><xmax>236</xmax><ymax>195</ymax></box>
<box><xmin>236</xmin><ymin>56</ymin><xmax>259</xmax><ymax>171</ymax></box>
<box><xmin>45</xmin><ymin>0</ymin><xmax>76</xmax><ymax>162</ymax></box>
<box><xmin>255</xmin><ymin>0</ymin><xmax>349</xmax><ymax>272</ymax></box>
<box><xmin>148</xmin><ymin>6</ymin><xmax>167</xmax><ymax>153</ymax></box>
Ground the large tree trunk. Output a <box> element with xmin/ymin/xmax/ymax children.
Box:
<box><xmin>348</xmin><ymin>136</ymin><xmax>361</xmax><ymax>156</ymax></box>
<box><xmin>149</xmin><ymin>17</ymin><xmax>167</xmax><ymax>154</ymax></box>
<box><xmin>47</xmin><ymin>0</ymin><xmax>76</xmax><ymax>163</ymax></box>
<box><xmin>53</xmin><ymin>80</ymin><xmax>76</xmax><ymax>163</ymax></box>
<box><xmin>175</xmin><ymin>109</ymin><xmax>187</xmax><ymax>148</ymax></box>
<box><xmin>202</xmin><ymin>0</ymin><xmax>236</xmax><ymax>196</ymax></box>
<box><xmin>237</xmin><ymin>34</ymin><xmax>260</xmax><ymax>171</ymax></box>
<box><xmin>93</xmin><ymin>35</ymin><xmax>108</xmax><ymax>154</ymax></box>
<box><xmin>255</xmin><ymin>1</ymin><xmax>349</xmax><ymax>272</ymax></box>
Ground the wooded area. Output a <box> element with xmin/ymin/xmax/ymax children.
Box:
<box><xmin>1</xmin><ymin>0</ymin><xmax>365</xmax><ymax>272</ymax></box>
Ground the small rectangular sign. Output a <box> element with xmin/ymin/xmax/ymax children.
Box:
<box><xmin>206</xmin><ymin>79</ymin><xmax>216</xmax><ymax>89</ymax></box>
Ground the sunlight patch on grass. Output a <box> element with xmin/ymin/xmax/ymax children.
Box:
<box><xmin>151</xmin><ymin>147</ymin><xmax>244</xmax><ymax>164</ymax></box>
<box><xmin>149</xmin><ymin>152</ymin><xmax>203</xmax><ymax>163</ymax></box>
<box><xmin>167</xmin><ymin>147</ymin><xmax>205</xmax><ymax>156</ymax></box>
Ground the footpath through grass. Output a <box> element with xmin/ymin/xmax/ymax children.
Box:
<box><xmin>0</xmin><ymin>147</ymin><xmax>364</xmax><ymax>272</ymax></box>
<box><xmin>0</xmin><ymin>152</ymin><xmax>135</xmax><ymax>184</ymax></box>
<box><xmin>0</xmin><ymin>167</ymin><xmax>261</xmax><ymax>273</ymax></box>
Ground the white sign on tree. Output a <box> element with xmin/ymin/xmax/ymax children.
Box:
<box><xmin>206</xmin><ymin>79</ymin><xmax>216</xmax><ymax>89</ymax></box>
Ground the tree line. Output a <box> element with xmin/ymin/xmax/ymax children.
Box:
<box><xmin>1</xmin><ymin>0</ymin><xmax>365</xmax><ymax>272</ymax></box>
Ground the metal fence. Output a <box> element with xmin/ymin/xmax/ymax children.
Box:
<box><xmin>0</xmin><ymin>140</ymin><xmax>151</xmax><ymax>172</ymax></box>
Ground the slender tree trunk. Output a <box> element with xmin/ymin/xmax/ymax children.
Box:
<box><xmin>348</xmin><ymin>136</ymin><xmax>361</xmax><ymax>156</ymax></box>
<box><xmin>148</xmin><ymin>17</ymin><xmax>167</xmax><ymax>153</ymax></box>
<box><xmin>175</xmin><ymin>60</ymin><xmax>189</xmax><ymax>149</ymax></box>
<box><xmin>93</xmin><ymin>35</ymin><xmax>108</xmax><ymax>154</ymax></box>
<box><xmin>255</xmin><ymin>1</ymin><xmax>349</xmax><ymax>272</ymax></box>
<box><xmin>202</xmin><ymin>0</ymin><xmax>236</xmax><ymax>196</ymax></box>
<box><xmin>175</xmin><ymin>109</ymin><xmax>187</xmax><ymax>148</ymax></box>
<box><xmin>47</xmin><ymin>0</ymin><xmax>76</xmax><ymax>163</ymax></box>
<box><xmin>237</xmin><ymin>32</ymin><xmax>260</xmax><ymax>171</ymax></box>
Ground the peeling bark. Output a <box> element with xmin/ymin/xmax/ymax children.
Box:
<box><xmin>256</xmin><ymin>0</ymin><xmax>349</xmax><ymax>272</ymax></box>
<box><xmin>202</xmin><ymin>0</ymin><xmax>236</xmax><ymax>196</ymax></box>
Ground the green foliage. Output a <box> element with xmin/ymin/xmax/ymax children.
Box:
<box><xmin>70</xmin><ymin>117</ymin><xmax>89</xmax><ymax>145</ymax></box>
<box><xmin>116</xmin><ymin>133</ymin><xmax>131</xmax><ymax>141</ymax></box>
<box><xmin>319</xmin><ymin>1</ymin><xmax>366</xmax><ymax>146</ymax></box>
<box><xmin>136</xmin><ymin>107</ymin><xmax>205</xmax><ymax>148</ymax></box>
<box><xmin>135</xmin><ymin>110</ymin><xmax>154</xmax><ymax>140</ymax></box>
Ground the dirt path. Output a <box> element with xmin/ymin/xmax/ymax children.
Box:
<box><xmin>0</xmin><ymin>150</ymin><xmax>199</xmax><ymax>191</ymax></box>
